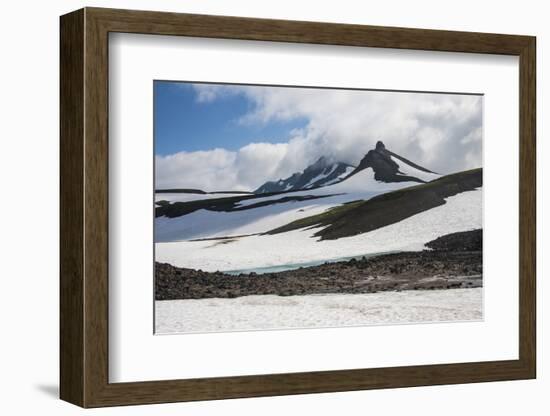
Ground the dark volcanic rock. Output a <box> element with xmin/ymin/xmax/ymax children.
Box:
<box><xmin>155</xmin><ymin>230</ymin><xmax>482</xmax><ymax>300</ymax></box>
<box><xmin>349</xmin><ymin>141</ymin><xmax>436</xmax><ymax>184</ymax></box>
<box><xmin>156</xmin><ymin>188</ymin><xmax>207</xmax><ymax>194</ymax></box>
<box><xmin>426</xmin><ymin>229</ymin><xmax>482</xmax><ymax>251</ymax></box>
<box><xmin>254</xmin><ymin>156</ymin><xmax>354</xmax><ymax>194</ymax></box>
<box><xmin>268</xmin><ymin>168</ymin><xmax>482</xmax><ymax>240</ymax></box>
<box><xmin>155</xmin><ymin>192</ymin><xmax>338</xmax><ymax>218</ymax></box>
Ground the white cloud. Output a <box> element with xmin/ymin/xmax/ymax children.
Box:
<box><xmin>157</xmin><ymin>85</ymin><xmax>482</xmax><ymax>191</ymax></box>
<box><xmin>235</xmin><ymin>142</ymin><xmax>289</xmax><ymax>187</ymax></box>
<box><xmin>155</xmin><ymin>144</ymin><xmax>293</xmax><ymax>191</ymax></box>
<box><xmin>155</xmin><ymin>149</ymin><xmax>238</xmax><ymax>190</ymax></box>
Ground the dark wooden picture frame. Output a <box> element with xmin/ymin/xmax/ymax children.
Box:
<box><xmin>60</xmin><ymin>7</ymin><xmax>536</xmax><ymax>408</ymax></box>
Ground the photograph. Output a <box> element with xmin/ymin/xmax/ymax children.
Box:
<box><xmin>153</xmin><ymin>81</ymin><xmax>483</xmax><ymax>334</ymax></box>
<box><xmin>53</xmin><ymin>5</ymin><xmax>538</xmax><ymax>410</ymax></box>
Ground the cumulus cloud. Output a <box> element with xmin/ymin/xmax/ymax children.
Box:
<box><xmin>155</xmin><ymin>144</ymin><xmax>292</xmax><ymax>191</ymax></box>
<box><xmin>156</xmin><ymin>84</ymin><xmax>482</xmax><ymax>191</ymax></box>
<box><xmin>155</xmin><ymin>149</ymin><xmax>238</xmax><ymax>190</ymax></box>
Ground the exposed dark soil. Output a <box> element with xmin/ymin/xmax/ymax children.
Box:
<box><xmin>155</xmin><ymin>230</ymin><xmax>482</xmax><ymax>301</ymax></box>
<box><xmin>156</xmin><ymin>188</ymin><xmax>207</xmax><ymax>194</ymax></box>
<box><xmin>155</xmin><ymin>191</ymin><xmax>339</xmax><ymax>218</ymax></box>
<box><xmin>425</xmin><ymin>229</ymin><xmax>482</xmax><ymax>252</ymax></box>
<box><xmin>156</xmin><ymin>188</ymin><xmax>253</xmax><ymax>195</ymax></box>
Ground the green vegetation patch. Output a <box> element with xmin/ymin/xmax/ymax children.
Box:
<box><xmin>267</xmin><ymin>168</ymin><xmax>482</xmax><ymax>240</ymax></box>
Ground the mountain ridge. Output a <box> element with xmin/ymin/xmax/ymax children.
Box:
<box><xmin>348</xmin><ymin>141</ymin><xmax>438</xmax><ymax>184</ymax></box>
<box><xmin>254</xmin><ymin>156</ymin><xmax>355</xmax><ymax>194</ymax></box>
<box><xmin>254</xmin><ymin>141</ymin><xmax>438</xmax><ymax>194</ymax></box>
<box><xmin>266</xmin><ymin>167</ymin><xmax>481</xmax><ymax>240</ymax></box>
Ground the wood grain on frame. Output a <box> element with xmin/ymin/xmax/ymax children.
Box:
<box><xmin>60</xmin><ymin>8</ymin><xmax>85</xmax><ymax>406</ymax></box>
<box><xmin>60</xmin><ymin>7</ymin><xmax>536</xmax><ymax>408</ymax></box>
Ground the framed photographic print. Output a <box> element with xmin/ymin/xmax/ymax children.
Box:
<box><xmin>60</xmin><ymin>7</ymin><xmax>536</xmax><ymax>408</ymax></box>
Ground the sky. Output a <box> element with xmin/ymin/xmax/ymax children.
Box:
<box><xmin>154</xmin><ymin>81</ymin><xmax>482</xmax><ymax>191</ymax></box>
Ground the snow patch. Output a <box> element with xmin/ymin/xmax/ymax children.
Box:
<box><xmin>156</xmin><ymin>167</ymin><xmax>420</xmax><ymax>241</ymax></box>
<box><xmin>156</xmin><ymin>188</ymin><xmax>482</xmax><ymax>271</ymax></box>
<box><xmin>155</xmin><ymin>197</ymin><xmax>346</xmax><ymax>241</ymax></box>
<box><xmin>303</xmin><ymin>164</ymin><xmax>338</xmax><ymax>188</ymax></box>
<box><xmin>389</xmin><ymin>155</ymin><xmax>441</xmax><ymax>182</ymax></box>
<box><xmin>318</xmin><ymin>165</ymin><xmax>356</xmax><ymax>186</ymax></box>
<box><xmin>155</xmin><ymin>288</ymin><xmax>482</xmax><ymax>334</ymax></box>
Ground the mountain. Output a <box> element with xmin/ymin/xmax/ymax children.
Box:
<box><xmin>154</xmin><ymin>140</ymin><xmax>478</xmax><ymax>243</ymax></box>
<box><xmin>267</xmin><ymin>168</ymin><xmax>481</xmax><ymax>240</ymax></box>
<box><xmin>254</xmin><ymin>156</ymin><xmax>355</xmax><ymax>194</ymax></box>
<box><xmin>349</xmin><ymin>141</ymin><xmax>438</xmax><ymax>183</ymax></box>
<box><xmin>254</xmin><ymin>141</ymin><xmax>438</xmax><ymax>195</ymax></box>
<box><xmin>155</xmin><ymin>141</ymin><xmax>443</xmax><ymax>239</ymax></box>
<box><xmin>156</xmin><ymin>166</ymin><xmax>482</xmax><ymax>271</ymax></box>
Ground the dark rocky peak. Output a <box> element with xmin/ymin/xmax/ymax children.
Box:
<box><xmin>307</xmin><ymin>156</ymin><xmax>332</xmax><ymax>171</ymax></box>
<box><xmin>253</xmin><ymin>155</ymin><xmax>354</xmax><ymax>194</ymax></box>
<box><xmin>375</xmin><ymin>141</ymin><xmax>386</xmax><ymax>151</ymax></box>
<box><xmin>349</xmin><ymin>141</ymin><xmax>436</xmax><ymax>184</ymax></box>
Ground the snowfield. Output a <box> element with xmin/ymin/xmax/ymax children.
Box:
<box><xmin>155</xmin><ymin>167</ymin><xmax>423</xmax><ymax>242</ymax></box>
<box><xmin>156</xmin><ymin>197</ymin><xmax>343</xmax><ymax>242</ymax></box>
<box><xmin>155</xmin><ymin>288</ymin><xmax>482</xmax><ymax>334</ymax></box>
<box><xmin>155</xmin><ymin>188</ymin><xmax>482</xmax><ymax>272</ymax></box>
<box><xmin>389</xmin><ymin>155</ymin><xmax>441</xmax><ymax>182</ymax></box>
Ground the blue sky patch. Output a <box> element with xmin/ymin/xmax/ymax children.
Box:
<box><xmin>154</xmin><ymin>81</ymin><xmax>307</xmax><ymax>156</ymax></box>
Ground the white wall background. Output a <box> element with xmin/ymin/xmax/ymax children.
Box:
<box><xmin>0</xmin><ymin>0</ymin><xmax>545</xmax><ymax>414</ymax></box>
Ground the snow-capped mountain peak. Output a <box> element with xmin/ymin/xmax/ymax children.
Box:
<box><xmin>254</xmin><ymin>156</ymin><xmax>355</xmax><ymax>194</ymax></box>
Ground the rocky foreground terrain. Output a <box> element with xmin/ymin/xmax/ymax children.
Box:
<box><xmin>155</xmin><ymin>229</ymin><xmax>482</xmax><ymax>301</ymax></box>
